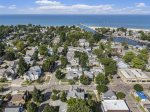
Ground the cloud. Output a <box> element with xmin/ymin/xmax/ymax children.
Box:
<box><xmin>0</xmin><ymin>5</ymin><xmax>5</xmax><ymax>9</ymax></box>
<box><xmin>35</xmin><ymin>0</ymin><xmax>113</xmax><ymax>14</ymax></box>
<box><xmin>135</xmin><ymin>3</ymin><xmax>146</xmax><ymax>8</ymax></box>
<box><xmin>35</xmin><ymin>0</ymin><xmax>62</xmax><ymax>6</ymax></box>
<box><xmin>8</xmin><ymin>5</ymin><xmax>16</xmax><ymax>9</ymax></box>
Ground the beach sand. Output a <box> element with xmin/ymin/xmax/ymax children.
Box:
<box><xmin>90</xmin><ymin>26</ymin><xmax>150</xmax><ymax>32</ymax></box>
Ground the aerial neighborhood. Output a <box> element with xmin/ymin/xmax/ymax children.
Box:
<box><xmin>0</xmin><ymin>25</ymin><xmax>150</xmax><ymax>112</ymax></box>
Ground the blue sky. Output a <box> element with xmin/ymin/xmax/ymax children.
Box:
<box><xmin>0</xmin><ymin>0</ymin><xmax>150</xmax><ymax>14</ymax></box>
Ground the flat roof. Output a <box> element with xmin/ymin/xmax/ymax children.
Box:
<box><xmin>102</xmin><ymin>100</ymin><xmax>129</xmax><ymax>111</ymax></box>
<box><xmin>119</xmin><ymin>69</ymin><xmax>149</xmax><ymax>79</ymax></box>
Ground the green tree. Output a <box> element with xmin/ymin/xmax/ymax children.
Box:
<box><xmin>101</xmin><ymin>58</ymin><xmax>117</xmax><ymax>76</ymax></box>
<box><xmin>5</xmin><ymin>51</ymin><xmax>16</xmax><ymax>61</ymax></box>
<box><xmin>137</xmin><ymin>53</ymin><xmax>148</xmax><ymax>63</ymax></box>
<box><xmin>16</xmin><ymin>41</ymin><xmax>25</xmax><ymax>51</ymax></box>
<box><xmin>39</xmin><ymin>45</ymin><xmax>48</xmax><ymax>55</ymax></box>
<box><xmin>74</xmin><ymin>51</ymin><xmax>88</xmax><ymax>68</ymax></box>
<box><xmin>17</xmin><ymin>57</ymin><xmax>28</xmax><ymax>76</ymax></box>
<box><xmin>67</xmin><ymin>99</ymin><xmax>92</xmax><ymax>112</ymax></box>
<box><xmin>133</xmin><ymin>84</ymin><xmax>143</xmax><ymax>92</ymax></box>
<box><xmin>51</xmin><ymin>94</ymin><xmax>59</xmax><ymax>101</ymax></box>
<box><xmin>96</xmin><ymin>84</ymin><xmax>108</xmax><ymax>94</ymax></box>
<box><xmin>32</xmin><ymin>87</ymin><xmax>43</xmax><ymax>103</ymax></box>
<box><xmin>116</xmin><ymin>92</ymin><xmax>126</xmax><ymax>99</ymax></box>
<box><xmin>55</xmin><ymin>70</ymin><xmax>65</xmax><ymax>80</ymax></box>
<box><xmin>0</xmin><ymin>42</ymin><xmax>5</xmax><ymax>56</ymax></box>
<box><xmin>43</xmin><ymin>104</ymin><xmax>58</xmax><ymax>112</ymax></box>
<box><xmin>60</xmin><ymin>91</ymin><xmax>67</xmax><ymax>102</ymax></box>
<box><xmin>123</xmin><ymin>51</ymin><xmax>135</xmax><ymax>63</ymax></box>
<box><xmin>42</xmin><ymin>57</ymin><xmax>55</xmax><ymax>72</ymax></box>
<box><xmin>60</xmin><ymin>56</ymin><xmax>68</xmax><ymax>68</ymax></box>
<box><xmin>31</xmin><ymin>50</ymin><xmax>39</xmax><ymax>61</ymax></box>
<box><xmin>95</xmin><ymin>73</ymin><xmax>105</xmax><ymax>85</ymax></box>
<box><xmin>27</xmin><ymin>102</ymin><xmax>37</xmax><ymax>112</ymax></box>
<box><xmin>80</xmin><ymin>75</ymin><xmax>91</xmax><ymax>85</ymax></box>
<box><xmin>131</xmin><ymin>57</ymin><xmax>145</xmax><ymax>69</ymax></box>
<box><xmin>0</xmin><ymin>86</ymin><xmax>4</xmax><ymax>92</ymax></box>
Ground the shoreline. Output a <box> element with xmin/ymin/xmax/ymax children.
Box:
<box><xmin>89</xmin><ymin>26</ymin><xmax>150</xmax><ymax>32</ymax></box>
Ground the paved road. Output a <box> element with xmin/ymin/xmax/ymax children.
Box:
<box><xmin>10</xmin><ymin>84</ymin><xmax>96</xmax><ymax>92</ymax></box>
<box><xmin>109</xmin><ymin>75</ymin><xmax>143</xmax><ymax>112</ymax></box>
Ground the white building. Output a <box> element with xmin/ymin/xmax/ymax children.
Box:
<box><xmin>118</xmin><ymin>69</ymin><xmax>150</xmax><ymax>84</ymax></box>
<box><xmin>24</xmin><ymin>66</ymin><xmax>41</xmax><ymax>81</ymax></box>
<box><xmin>101</xmin><ymin>100</ymin><xmax>130</xmax><ymax>112</ymax></box>
<box><xmin>78</xmin><ymin>39</ymin><xmax>89</xmax><ymax>47</ymax></box>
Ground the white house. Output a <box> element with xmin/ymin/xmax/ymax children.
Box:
<box><xmin>24</xmin><ymin>66</ymin><xmax>41</xmax><ymax>81</ymax></box>
<box><xmin>78</xmin><ymin>39</ymin><xmax>89</xmax><ymax>47</ymax></box>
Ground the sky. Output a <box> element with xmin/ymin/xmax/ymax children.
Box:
<box><xmin>0</xmin><ymin>0</ymin><xmax>150</xmax><ymax>14</ymax></box>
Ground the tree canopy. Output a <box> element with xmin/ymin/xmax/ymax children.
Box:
<box><xmin>17</xmin><ymin>57</ymin><xmax>28</xmax><ymax>76</ymax></box>
<box><xmin>80</xmin><ymin>75</ymin><xmax>91</xmax><ymax>85</ymax></box>
<box><xmin>32</xmin><ymin>87</ymin><xmax>44</xmax><ymax>103</ymax></box>
<box><xmin>74</xmin><ymin>51</ymin><xmax>89</xmax><ymax>68</ymax></box>
<box><xmin>42</xmin><ymin>57</ymin><xmax>55</xmax><ymax>72</ymax></box>
<box><xmin>43</xmin><ymin>104</ymin><xmax>58</xmax><ymax>112</ymax></box>
<box><xmin>96</xmin><ymin>84</ymin><xmax>108</xmax><ymax>94</ymax></box>
<box><xmin>133</xmin><ymin>84</ymin><xmax>143</xmax><ymax>92</ymax></box>
<box><xmin>39</xmin><ymin>45</ymin><xmax>48</xmax><ymax>56</ymax></box>
<box><xmin>123</xmin><ymin>51</ymin><xmax>135</xmax><ymax>63</ymax></box>
<box><xmin>67</xmin><ymin>99</ymin><xmax>93</xmax><ymax>112</ymax></box>
<box><xmin>131</xmin><ymin>57</ymin><xmax>145</xmax><ymax>70</ymax></box>
<box><xmin>27</xmin><ymin>102</ymin><xmax>38</xmax><ymax>112</ymax></box>
<box><xmin>0</xmin><ymin>42</ymin><xmax>5</xmax><ymax>57</ymax></box>
<box><xmin>116</xmin><ymin>92</ymin><xmax>126</xmax><ymax>99</ymax></box>
<box><xmin>55</xmin><ymin>70</ymin><xmax>65</xmax><ymax>80</ymax></box>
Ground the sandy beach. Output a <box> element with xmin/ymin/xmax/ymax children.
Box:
<box><xmin>90</xmin><ymin>26</ymin><xmax>150</xmax><ymax>32</ymax></box>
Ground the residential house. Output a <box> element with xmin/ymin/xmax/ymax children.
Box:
<box><xmin>0</xmin><ymin>68</ymin><xmax>6</xmax><ymax>79</ymax></box>
<box><xmin>4</xmin><ymin>67</ymin><xmax>17</xmax><ymax>80</ymax></box>
<box><xmin>102</xmin><ymin>89</ymin><xmax>117</xmax><ymax>100</ymax></box>
<box><xmin>49</xmin><ymin>100</ymin><xmax>67</xmax><ymax>112</ymax></box>
<box><xmin>66</xmin><ymin>70</ymin><xmax>82</xmax><ymax>80</ymax></box>
<box><xmin>10</xmin><ymin>94</ymin><xmax>25</xmax><ymax>105</ymax></box>
<box><xmin>117</xmin><ymin>61</ymin><xmax>129</xmax><ymax>69</ymax></box>
<box><xmin>69</xmin><ymin>58</ymin><xmax>79</xmax><ymax>66</ymax></box>
<box><xmin>47</xmin><ymin>47</ymin><xmax>53</xmax><ymax>55</ymax></box>
<box><xmin>78</xmin><ymin>39</ymin><xmax>89</xmax><ymax>47</ymax></box>
<box><xmin>24</xmin><ymin>66</ymin><xmax>41</xmax><ymax>81</ymax></box>
<box><xmin>91</xmin><ymin>66</ymin><xmax>104</xmax><ymax>76</ymax></box>
<box><xmin>24</xmin><ymin>47</ymin><xmax>37</xmax><ymax>65</ymax></box>
<box><xmin>84</xmin><ymin>71</ymin><xmax>93</xmax><ymax>79</ymax></box>
<box><xmin>111</xmin><ymin>43</ymin><xmax>124</xmax><ymax>55</ymax></box>
<box><xmin>67</xmin><ymin>87</ymin><xmax>86</xmax><ymax>100</ymax></box>
<box><xmin>66</xmin><ymin>71</ymin><xmax>79</xmax><ymax>80</ymax></box>
<box><xmin>5</xmin><ymin>106</ymin><xmax>24</xmax><ymax>112</ymax></box>
<box><xmin>113</xmin><ymin>56</ymin><xmax>129</xmax><ymax>69</ymax></box>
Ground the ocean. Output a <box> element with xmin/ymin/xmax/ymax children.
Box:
<box><xmin>0</xmin><ymin>15</ymin><xmax>150</xmax><ymax>29</ymax></box>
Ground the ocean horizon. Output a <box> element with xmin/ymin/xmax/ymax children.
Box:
<box><xmin>0</xmin><ymin>14</ymin><xmax>150</xmax><ymax>29</ymax></box>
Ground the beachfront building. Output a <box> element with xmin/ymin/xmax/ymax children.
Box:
<box><xmin>118</xmin><ymin>69</ymin><xmax>150</xmax><ymax>84</ymax></box>
<box><xmin>101</xmin><ymin>100</ymin><xmax>130</xmax><ymax>112</ymax></box>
